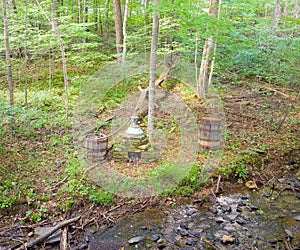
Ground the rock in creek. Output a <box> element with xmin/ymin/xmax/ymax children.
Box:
<box><xmin>128</xmin><ymin>236</ymin><xmax>145</xmax><ymax>244</ymax></box>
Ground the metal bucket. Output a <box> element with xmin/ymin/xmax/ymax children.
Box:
<box><xmin>84</xmin><ymin>133</ymin><xmax>108</xmax><ymax>162</ymax></box>
<box><xmin>199</xmin><ymin>117</ymin><xmax>222</xmax><ymax>150</ymax></box>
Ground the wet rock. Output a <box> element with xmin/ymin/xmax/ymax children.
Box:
<box><xmin>284</xmin><ymin>229</ymin><xmax>293</xmax><ymax>240</ymax></box>
<box><xmin>128</xmin><ymin>236</ymin><xmax>145</xmax><ymax>244</ymax></box>
<box><xmin>241</xmin><ymin>200</ymin><xmax>248</xmax><ymax>206</ymax></box>
<box><xmin>186</xmin><ymin>239</ymin><xmax>197</xmax><ymax>246</ymax></box>
<box><xmin>79</xmin><ymin>243</ymin><xmax>88</xmax><ymax>249</ymax></box>
<box><xmin>151</xmin><ymin>234</ymin><xmax>161</xmax><ymax>242</ymax></box>
<box><xmin>186</xmin><ymin>208</ymin><xmax>198</xmax><ymax>216</ymax></box>
<box><xmin>179</xmin><ymin>223</ymin><xmax>188</xmax><ymax>230</ymax></box>
<box><xmin>278</xmin><ymin>178</ymin><xmax>285</xmax><ymax>184</ymax></box>
<box><xmin>141</xmin><ymin>226</ymin><xmax>147</xmax><ymax>230</ymax></box>
<box><xmin>236</xmin><ymin>206</ymin><xmax>243</xmax><ymax>212</ymax></box>
<box><xmin>222</xmin><ymin>205</ymin><xmax>232</xmax><ymax>213</ymax></box>
<box><xmin>157</xmin><ymin>239</ymin><xmax>167</xmax><ymax>249</ymax></box>
<box><xmin>34</xmin><ymin>226</ymin><xmax>61</xmax><ymax>244</ymax></box>
<box><xmin>27</xmin><ymin>231</ymin><xmax>34</xmax><ymax>237</ymax></box>
<box><xmin>241</xmin><ymin>195</ymin><xmax>249</xmax><ymax>200</ymax></box>
<box><xmin>294</xmin><ymin>215</ymin><xmax>300</xmax><ymax>221</ymax></box>
<box><xmin>215</xmin><ymin>217</ymin><xmax>225</xmax><ymax>223</ymax></box>
<box><xmin>249</xmin><ymin>204</ymin><xmax>260</xmax><ymax>211</ymax></box>
<box><xmin>227</xmin><ymin>213</ymin><xmax>239</xmax><ymax>221</ymax></box>
<box><xmin>236</xmin><ymin>217</ymin><xmax>247</xmax><ymax>225</ymax></box>
<box><xmin>295</xmin><ymin>192</ymin><xmax>300</xmax><ymax>199</ymax></box>
<box><xmin>257</xmin><ymin>235</ymin><xmax>266</xmax><ymax>242</ymax></box>
<box><xmin>224</xmin><ymin>225</ymin><xmax>236</xmax><ymax>233</ymax></box>
<box><xmin>208</xmin><ymin>207</ymin><xmax>218</xmax><ymax>214</ymax></box>
<box><xmin>187</xmin><ymin>229</ymin><xmax>201</xmax><ymax>238</ymax></box>
<box><xmin>179</xmin><ymin>229</ymin><xmax>189</xmax><ymax>237</ymax></box>
<box><xmin>262</xmin><ymin>192</ymin><xmax>271</xmax><ymax>198</ymax></box>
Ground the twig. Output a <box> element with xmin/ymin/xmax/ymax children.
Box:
<box><xmin>262</xmin><ymin>86</ymin><xmax>289</xmax><ymax>98</ymax></box>
<box><xmin>17</xmin><ymin>216</ymin><xmax>80</xmax><ymax>250</ymax></box>
<box><xmin>215</xmin><ymin>175</ymin><xmax>222</xmax><ymax>194</ymax></box>
<box><xmin>285</xmin><ymin>240</ymin><xmax>292</xmax><ymax>250</ymax></box>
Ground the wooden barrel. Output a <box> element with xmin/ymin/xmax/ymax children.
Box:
<box><xmin>199</xmin><ymin>117</ymin><xmax>222</xmax><ymax>150</ymax></box>
<box><xmin>84</xmin><ymin>133</ymin><xmax>108</xmax><ymax>162</ymax></box>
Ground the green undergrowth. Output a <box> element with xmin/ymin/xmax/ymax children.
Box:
<box><xmin>1</xmin><ymin>60</ymin><xmax>299</xmax><ymax>223</ymax></box>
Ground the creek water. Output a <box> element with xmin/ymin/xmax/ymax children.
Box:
<box><xmin>89</xmin><ymin>184</ymin><xmax>300</xmax><ymax>250</ymax></box>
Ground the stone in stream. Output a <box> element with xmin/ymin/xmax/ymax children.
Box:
<box><xmin>294</xmin><ymin>215</ymin><xmax>300</xmax><ymax>221</ymax></box>
<box><xmin>248</xmin><ymin>204</ymin><xmax>260</xmax><ymax>211</ymax></box>
<box><xmin>236</xmin><ymin>206</ymin><xmax>243</xmax><ymax>212</ymax></box>
<box><xmin>215</xmin><ymin>217</ymin><xmax>225</xmax><ymax>223</ymax></box>
<box><xmin>151</xmin><ymin>234</ymin><xmax>161</xmax><ymax>242</ymax></box>
<box><xmin>284</xmin><ymin>229</ymin><xmax>293</xmax><ymax>240</ymax></box>
<box><xmin>278</xmin><ymin>178</ymin><xmax>286</xmax><ymax>184</ymax></box>
<box><xmin>295</xmin><ymin>192</ymin><xmax>300</xmax><ymax>199</ymax></box>
<box><xmin>186</xmin><ymin>208</ymin><xmax>198</xmax><ymax>216</ymax></box>
<box><xmin>128</xmin><ymin>236</ymin><xmax>145</xmax><ymax>244</ymax></box>
<box><xmin>208</xmin><ymin>207</ymin><xmax>218</xmax><ymax>214</ymax></box>
<box><xmin>79</xmin><ymin>243</ymin><xmax>88</xmax><ymax>250</ymax></box>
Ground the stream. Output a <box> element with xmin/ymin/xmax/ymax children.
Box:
<box><xmin>87</xmin><ymin>180</ymin><xmax>300</xmax><ymax>250</ymax></box>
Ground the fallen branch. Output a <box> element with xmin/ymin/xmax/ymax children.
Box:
<box><xmin>17</xmin><ymin>216</ymin><xmax>80</xmax><ymax>250</ymax></box>
<box><xmin>215</xmin><ymin>175</ymin><xmax>222</xmax><ymax>194</ymax></box>
<box><xmin>134</xmin><ymin>61</ymin><xmax>178</xmax><ymax>116</ymax></box>
<box><xmin>262</xmin><ymin>86</ymin><xmax>289</xmax><ymax>98</ymax></box>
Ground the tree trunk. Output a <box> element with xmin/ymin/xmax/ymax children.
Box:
<box><xmin>113</xmin><ymin>0</ymin><xmax>123</xmax><ymax>56</ymax></box>
<box><xmin>148</xmin><ymin>0</ymin><xmax>159</xmax><ymax>142</ymax></box>
<box><xmin>24</xmin><ymin>0</ymin><xmax>29</xmax><ymax>110</ymax></box>
<box><xmin>83</xmin><ymin>0</ymin><xmax>88</xmax><ymax>43</ymax></box>
<box><xmin>78</xmin><ymin>0</ymin><xmax>81</xmax><ymax>23</ymax></box>
<box><xmin>197</xmin><ymin>0</ymin><xmax>221</xmax><ymax>98</ymax></box>
<box><xmin>104</xmin><ymin>0</ymin><xmax>110</xmax><ymax>41</ymax></box>
<box><xmin>273</xmin><ymin>0</ymin><xmax>282</xmax><ymax>29</ymax></box>
<box><xmin>2</xmin><ymin>0</ymin><xmax>15</xmax><ymax>134</ymax></box>
<box><xmin>36</xmin><ymin>0</ymin><xmax>69</xmax><ymax>119</ymax></box>
<box><xmin>122</xmin><ymin>0</ymin><xmax>130</xmax><ymax>66</ymax></box>
<box><xmin>294</xmin><ymin>0</ymin><xmax>299</xmax><ymax>18</ymax></box>
<box><xmin>283</xmin><ymin>0</ymin><xmax>289</xmax><ymax>17</ymax></box>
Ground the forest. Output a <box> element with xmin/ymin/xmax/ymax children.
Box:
<box><xmin>0</xmin><ymin>0</ymin><xmax>299</xmax><ymax>249</ymax></box>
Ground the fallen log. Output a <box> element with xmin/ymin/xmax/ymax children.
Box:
<box><xmin>16</xmin><ymin>216</ymin><xmax>81</xmax><ymax>250</ymax></box>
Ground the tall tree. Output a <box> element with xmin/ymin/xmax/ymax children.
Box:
<box><xmin>273</xmin><ymin>0</ymin><xmax>282</xmax><ymax>29</ymax></box>
<box><xmin>148</xmin><ymin>0</ymin><xmax>159</xmax><ymax>142</ymax></box>
<box><xmin>122</xmin><ymin>0</ymin><xmax>130</xmax><ymax>66</ymax></box>
<box><xmin>2</xmin><ymin>0</ymin><xmax>15</xmax><ymax>133</ymax></box>
<box><xmin>35</xmin><ymin>0</ymin><xmax>70</xmax><ymax>118</ymax></box>
<box><xmin>197</xmin><ymin>0</ymin><xmax>221</xmax><ymax>98</ymax></box>
<box><xmin>113</xmin><ymin>0</ymin><xmax>123</xmax><ymax>56</ymax></box>
<box><xmin>294</xmin><ymin>0</ymin><xmax>299</xmax><ymax>18</ymax></box>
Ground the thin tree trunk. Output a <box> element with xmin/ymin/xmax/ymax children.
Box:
<box><xmin>24</xmin><ymin>0</ymin><xmax>29</xmax><ymax>110</ymax></box>
<box><xmin>78</xmin><ymin>0</ymin><xmax>81</xmax><ymax>23</ymax></box>
<box><xmin>294</xmin><ymin>0</ymin><xmax>299</xmax><ymax>18</ymax></box>
<box><xmin>113</xmin><ymin>0</ymin><xmax>123</xmax><ymax>56</ymax></box>
<box><xmin>197</xmin><ymin>0</ymin><xmax>221</xmax><ymax>98</ymax></box>
<box><xmin>283</xmin><ymin>0</ymin><xmax>289</xmax><ymax>17</ymax></box>
<box><xmin>104</xmin><ymin>0</ymin><xmax>110</xmax><ymax>41</ymax></box>
<box><xmin>83</xmin><ymin>0</ymin><xmax>88</xmax><ymax>43</ymax></box>
<box><xmin>2</xmin><ymin>0</ymin><xmax>15</xmax><ymax>134</ymax></box>
<box><xmin>35</xmin><ymin>0</ymin><xmax>69</xmax><ymax>119</ymax></box>
<box><xmin>122</xmin><ymin>0</ymin><xmax>130</xmax><ymax>66</ymax></box>
<box><xmin>273</xmin><ymin>0</ymin><xmax>282</xmax><ymax>29</ymax></box>
<box><xmin>148</xmin><ymin>0</ymin><xmax>159</xmax><ymax>142</ymax></box>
